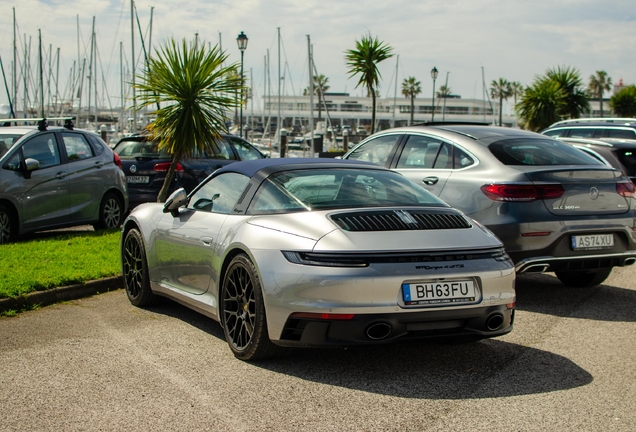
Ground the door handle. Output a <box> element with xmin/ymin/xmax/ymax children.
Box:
<box><xmin>55</xmin><ymin>172</ymin><xmax>68</xmax><ymax>179</ymax></box>
<box><xmin>422</xmin><ymin>176</ymin><xmax>439</xmax><ymax>185</ymax></box>
<box><xmin>200</xmin><ymin>236</ymin><xmax>213</xmax><ymax>246</ymax></box>
<box><xmin>94</xmin><ymin>161</ymin><xmax>105</xmax><ymax>168</ymax></box>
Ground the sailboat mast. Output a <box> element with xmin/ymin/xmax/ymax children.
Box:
<box><xmin>120</xmin><ymin>41</ymin><xmax>124</xmax><ymax>134</ymax></box>
<box><xmin>87</xmin><ymin>17</ymin><xmax>94</xmax><ymax>128</ymax></box>
<box><xmin>38</xmin><ymin>30</ymin><xmax>44</xmax><ymax>118</ymax></box>
<box><xmin>277</xmin><ymin>27</ymin><xmax>281</xmax><ymax>145</ymax></box>
<box><xmin>307</xmin><ymin>35</ymin><xmax>314</xmax><ymax>152</ymax></box>
<box><xmin>392</xmin><ymin>54</ymin><xmax>398</xmax><ymax>128</ymax></box>
<box><xmin>130</xmin><ymin>0</ymin><xmax>136</xmax><ymax>132</ymax></box>
<box><xmin>12</xmin><ymin>7</ymin><xmax>17</xmax><ymax>118</ymax></box>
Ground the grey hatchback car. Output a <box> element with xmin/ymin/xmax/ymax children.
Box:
<box><xmin>342</xmin><ymin>124</ymin><xmax>636</xmax><ymax>287</ymax></box>
<box><xmin>0</xmin><ymin>119</ymin><xmax>128</xmax><ymax>244</ymax></box>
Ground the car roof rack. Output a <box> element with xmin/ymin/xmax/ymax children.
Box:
<box><xmin>549</xmin><ymin>118</ymin><xmax>636</xmax><ymax>127</ymax></box>
<box><xmin>0</xmin><ymin>117</ymin><xmax>75</xmax><ymax>130</ymax></box>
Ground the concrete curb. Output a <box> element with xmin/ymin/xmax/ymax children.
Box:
<box><xmin>0</xmin><ymin>276</ymin><xmax>123</xmax><ymax>314</ymax></box>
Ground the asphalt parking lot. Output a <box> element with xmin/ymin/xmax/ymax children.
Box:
<box><xmin>1</xmin><ymin>268</ymin><xmax>635</xmax><ymax>431</ymax></box>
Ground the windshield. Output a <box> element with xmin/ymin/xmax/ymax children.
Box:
<box><xmin>249</xmin><ymin>168</ymin><xmax>447</xmax><ymax>214</ymax></box>
<box><xmin>489</xmin><ymin>138</ymin><xmax>604</xmax><ymax>166</ymax></box>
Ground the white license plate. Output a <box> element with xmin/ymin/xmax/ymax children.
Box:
<box><xmin>402</xmin><ymin>280</ymin><xmax>477</xmax><ymax>306</ymax></box>
<box><xmin>127</xmin><ymin>176</ymin><xmax>149</xmax><ymax>184</ymax></box>
<box><xmin>571</xmin><ymin>234</ymin><xmax>614</xmax><ymax>250</ymax></box>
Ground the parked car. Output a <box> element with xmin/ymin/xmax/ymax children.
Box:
<box><xmin>0</xmin><ymin>119</ymin><xmax>128</xmax><ymax>244</ymax></box>
<box><xmin>556</xmin><ymin>137</ymin><xmax>636</xmax><ymax>185</ymax></box>
<box><xmin>113</xmin><ymin>133</ymin><xmax>266</xmax><ymax>208</ymax></box>
<box><xmin>541</xmin><ymin>118</ymin><xmax>636</xmax><ymax>139</ymax></box>
<box><xmin>342</xmin><ymin>124</ymin><xmax>636</xmax><ymax>287</ymax></box>
<box><xmin>121</xmin><ymin>158</ymin><xmax>516</xmax><ymax>360</ymax></box>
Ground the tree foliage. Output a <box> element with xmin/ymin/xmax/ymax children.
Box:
<box><xmin>344</xmin><ymin>34</ymin><xmax>393</xmax><ymax>134</ymax></box>
<box><xmin>401</xmin><ymin>76</ymin><xmax>421</xmax><ymax>126</ymax></box>
<box><xmin>490</xmin><ymin>78</ymin><xmax>512</xmax><ymax>126</ymax></box>
<box><xmin>588</xmin><ymin>71</ymin><xmax>612</xmax><ymax>117</ymax></box>
<box><xmin>516</xmin><ymin>66</ymin><xmax>590</xmax><ymax>131</ymax></box>
<box><xmin>516</xmin><ymin>79</ymin><xmax>566</xmax><ymax>131</ymax></box>
<box><xmin>134</xmin><ymin>37</ymin><xmax>241</xmax><ymax>202</ymax></box>
<box><xmin>609</xmin><ymin>85</ymin><xmax>636</xmax><ymax>117</ymax></box>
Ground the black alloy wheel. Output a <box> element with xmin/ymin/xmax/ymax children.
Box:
<box><xmin>221</xmin><ymin>254</ymin><xmax>280</xmax><ymax>360</ymax></box>
<box><xmin>122</xmin><ymin>228</ymin><xmax>156</xmax><ymax>306</ymax></box>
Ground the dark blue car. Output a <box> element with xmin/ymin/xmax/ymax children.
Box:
<box><xmin>113</xmin><ymin>134</ymin><xmax>266</xmax><ymax>208</ymax></box>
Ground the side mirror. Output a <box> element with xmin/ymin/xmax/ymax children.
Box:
<box><xmin>163</xmin><ymin>188</ymin><xmax>188</xmax><ymax>215</ymax></box>
<box><xmin>23</xmin><ymin>158</ymin><xmax>41</xmax><ymax>179</ymax></box>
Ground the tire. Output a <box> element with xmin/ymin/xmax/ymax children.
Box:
<box><xmin>0</xmin><ymin>203</ymin><xmax>16</xmax><ymax>245</ymax></box>
<box><xmin>555</xmin><ymin>268</ymin><xmax>612</xmax><ymax>288</ymax></box>
<box><xmin>221</xmin><ymin>253</ymin><xmax>281</xmax><ymax>361</ymax></box>
<box><xmin>122</xmin><ymin>228</ymin><xmax>156</xmax><ymax>306</ymax></box>
<box><xmin>94</xmin><ymin>193</ymin><xmax>123</xmax><ymax>230</ymax></box>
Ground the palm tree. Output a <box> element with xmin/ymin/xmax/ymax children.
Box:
<box><xmin>543</xmin><ymin>66</ymin><xmax>590</xmax><ymax>119</ymax></box>
<box><xmin>510</xmin><ymin>81</ymin><xmax>524</xmax><ymax>106</ymax></box>
<box><xmin>134</xmin><ymin>37</ymin><xmax>242</xmax><ymax>202</ymax></box>
<box><xmin>516</xmin><ymin>79</ymin><xmax>566</xmax><ymax>131</ymax></box>
<box><xmin>609</xmin><ymin>85</ymin><xmax>636</xmax><ymax>117</ymax></box>
<box><xmin>309</xmin><ymin>74</ymin><xmax>330</xmax><ymax>120</ymax></box>
<box><xmin>490</xmin><ymin>78</ymin><xmax>512</xmax><ymax>126</ymax></box>
<box><xmin>588</xmin><ymin>71</ymin><xmax>612</xmax><ymax>117</ymax></box>
<box><xmin>401</xmin><ymin>77</ymin><xmax>421</xmax><ymax>125</ymax></box>
<box><xmin>344</xmin><ymin>33</ymin><xmax>393</xmax><ymax>134</ymax></box>
<box><xmin>436</xmin><ymin>85</ymin><xmax>452</xmax><ymax>99</ymax></box>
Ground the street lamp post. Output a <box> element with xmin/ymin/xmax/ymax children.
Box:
<box><xmin>236</xmin><ymin>31</ymin><xmax>248</xmax><ymax>139</ymax></box>
<box><xmin>430</xmin><ymin>66</ymin><xmax>438</xmax><ymax>122</ymax></box>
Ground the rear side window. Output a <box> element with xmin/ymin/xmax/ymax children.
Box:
<box><xmin>396</xmin><ymin>135</ymin><xmax>452</xmax><ymax>169</ymax></box>
<box><xmin>489</xmin><ymin>138</ymin><xmax>603</xmax><ymax>166</ymax></box>
<box><xmin>566</xmin><ymin>128</ymin><xmax>595</xmax><ymax>138</ymax></box>
<box><xmin>606</xmin><ymin>129</ymin><xmax>636</xmax><ymax>139</ymax></box>
<box><xmin>62</xmin><ymin>133</ymin><xmax>94</xmax><ymax>162</ymax></box>
<box><xmin>346</xmin><ymin>134</ymin><xmax>401</xmax><ymax>166</ymax></box>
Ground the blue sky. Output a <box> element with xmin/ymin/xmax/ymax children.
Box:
<box><xmin>1</xmin><ymin>0</ymin><xmax>635</xmax><ymax>114</ymax></box>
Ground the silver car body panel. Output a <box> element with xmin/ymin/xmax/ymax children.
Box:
<box><xmin>126</xmin><ymin>198</ymin><xmax>515</xmax><ymax>342</ymax></box>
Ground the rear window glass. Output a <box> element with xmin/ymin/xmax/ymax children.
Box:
<box><xmin>114</xmin><ymin>140</ymin><xmax>169</xmax><ymax>159</ymax></box>
<box><xmin>489</xmin><ymin>138</ymin><xmax>603</xmax><ymax>166</ymax></box>
<box><xmin>249</xmin><ymin>168</ymin><xmax>446</xmax><ymax>214</ymax></box>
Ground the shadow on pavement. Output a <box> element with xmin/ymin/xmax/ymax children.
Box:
<box><xmin>515</xmin><ymin>273</ymin><xmax>636</xmax><ymax>322</ymax></box>
<box><xmin>145</xmin><ymin>297</ymin><xmax>593</xmax><ymax>400</ymax></box>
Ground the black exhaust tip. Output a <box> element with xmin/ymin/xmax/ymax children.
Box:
<box><xmin>366</xmin><ymin>322</ymin><xmax>392</xmax><ymax>340</ymax></box>
<box><xmin>486</xmin><ymin>313</ymin><xmax>504</xmax><ymax>331</ymax></box>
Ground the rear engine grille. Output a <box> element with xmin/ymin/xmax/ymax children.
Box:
<box><xmin>330</xmin><ymin>210</ymin><xmax>472</xmax><ymax>232</ymax></box>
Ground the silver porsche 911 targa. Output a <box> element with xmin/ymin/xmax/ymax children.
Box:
<box><xmin>121</xmin><ymin>158</ymin><xmax>516</xmax><ymax>360</ymax></box>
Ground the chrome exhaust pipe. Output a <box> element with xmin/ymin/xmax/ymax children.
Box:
<box><xmin>486</xmin><ymin>314</ymin><xmax>504</xmax><ymax>331</ymax></box>
<box><xmin>522</xmin><ymin>263</ymin><xmax>550</xmax><ymax>273</ymax></box>
<box><xmin>366</xmin><ymin>322</ymin><xmax>392</xmax><ymax>340</ymax></box>
<box><xmin>624</xmin><ymin>257</ymin><xmax>636</xmax><ymax>266</ymax></box>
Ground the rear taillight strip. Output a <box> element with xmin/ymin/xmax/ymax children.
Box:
<box><xmin>481</xmin><ymin>183</ymin><xmax>565</xmax><ymax>202</ymax></box>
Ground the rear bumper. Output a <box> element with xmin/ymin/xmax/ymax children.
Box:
<box><xmin>515</xmin><ymin>251</ymin><xmax>636</xmax><ymax>273</ymax></box>
<box><xmin>274</xmin><ymin>305</ymin><xmax>514</xmax><ymax>347</ymax></box>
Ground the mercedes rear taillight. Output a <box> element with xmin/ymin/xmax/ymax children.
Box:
<box><xmin>481</xmin><ymin>184</ymin><xmax>565</xmax><ymax>202</ymax></box>
<box><xmin>617</xmin><ymin>181</ymin><xmax>635</xmax><ymax>198</ymax></box>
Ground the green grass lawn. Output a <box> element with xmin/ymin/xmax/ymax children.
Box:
<box><xmin>0</xmin><ymin>230</ymin><xmax>122</xmax><ymax>299</ymax></box>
